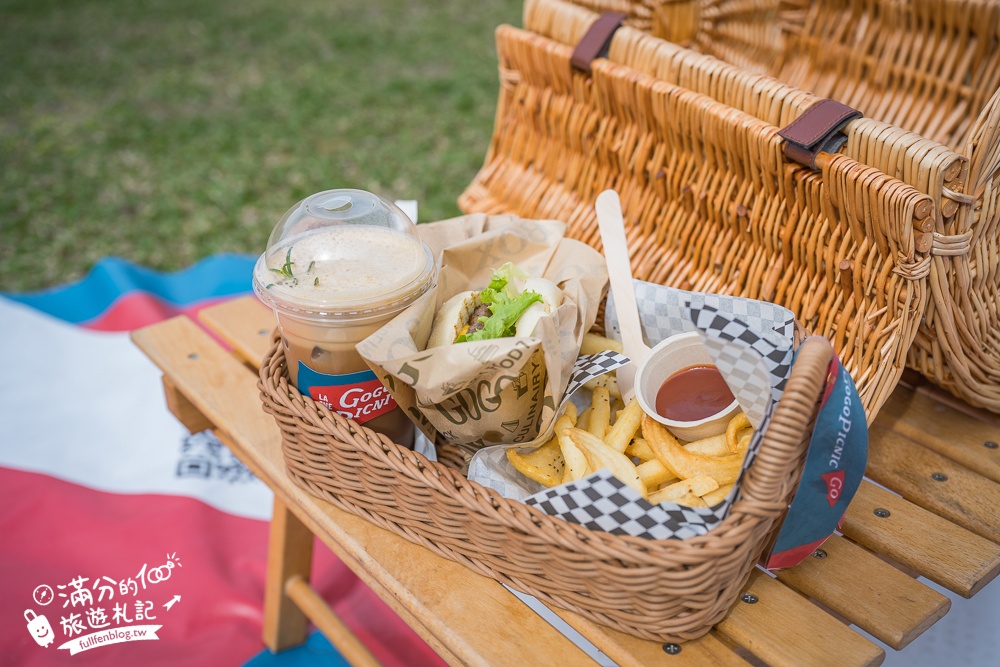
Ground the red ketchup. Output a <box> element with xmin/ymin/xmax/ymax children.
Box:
<box><xmin>655</xmin><ymin>364</ymin><xmax>735</xmax><ymax>422</ymax></box>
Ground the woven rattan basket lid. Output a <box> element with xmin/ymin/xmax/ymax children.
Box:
<box><xmin>522</xmin><ymin>0</ymin><xmax>1000</xmax><ymax>414</ymax></box>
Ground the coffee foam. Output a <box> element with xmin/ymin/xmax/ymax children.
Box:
<box><xmin>264</xmin><ymin>225</ymin><xmax>430</xmax><ymax>306</ymax></box>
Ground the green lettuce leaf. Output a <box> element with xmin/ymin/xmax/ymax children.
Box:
<box><xmin>455</xmin><ymin>263</ymin><xmax>542</xmax><ymax>343</ymax></box>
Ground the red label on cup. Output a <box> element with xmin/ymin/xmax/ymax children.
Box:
<box><xmin>298</xmin><ymin>363</ymin><xmax>398</xmax><ymax>425</ymax></box>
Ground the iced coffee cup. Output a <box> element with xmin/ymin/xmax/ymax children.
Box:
<box><xmin>252</xmin><ymin>189</ymin><xmax>435</xmax><ymax>449</ymax></box>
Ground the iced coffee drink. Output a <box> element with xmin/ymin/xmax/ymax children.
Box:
<box><xmin>252</xmin><ymin>190</ymin><xmax>435</xmax><ymax>448</ymax></box>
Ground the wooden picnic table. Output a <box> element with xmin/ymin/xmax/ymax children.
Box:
<box><xmin>131</xmin><ymin>295</ymin><xmax>1000</xmax><ymax>667</ymax></box>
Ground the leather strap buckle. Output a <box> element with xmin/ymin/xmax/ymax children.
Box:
<box><xmin>778</xmin><ymin>99</ymin><xmax>863</xmax><ymax>170</ymax></box>
<box><xmin>571</xmin><ymin>12</ymin><xmax>628</xmax><ymax>74</ymax></box>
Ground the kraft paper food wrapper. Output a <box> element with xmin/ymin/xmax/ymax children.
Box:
<box><xmin>468</xmin><ymin>280</ymin><xmax>798</xmax><ymax>540</ymax></box>
<box><xmin>356</xmin><ymin>215</ymin><xmax>608</xmax><ymax>457</ymax></box>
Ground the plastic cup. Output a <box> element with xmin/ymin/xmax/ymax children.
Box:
<box><xmin>252</xmin><ymin>189</ymin><xmax>435</xmax><ymax>448</ymax></box>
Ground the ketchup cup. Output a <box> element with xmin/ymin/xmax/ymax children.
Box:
<box><xmin>633</xmin><ymin>331</ymin><xmax>741</xmax><ymax>441</ymax></box>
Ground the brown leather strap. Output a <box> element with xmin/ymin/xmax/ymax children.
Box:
<box><xmin>777</xmin><ymin>99</ymin><xmax>862</xmax><ymax>170</ymax></box>
<box><xmin>571</xmin><ymin>12</ymin><xmax>628</xmax><ymax>74</ymax></box>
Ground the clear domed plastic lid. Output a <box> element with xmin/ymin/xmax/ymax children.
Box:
<box><xmin>252</xmin><ymin>189</ymin><xmax>435</xmax><ymax>321</ymax></box>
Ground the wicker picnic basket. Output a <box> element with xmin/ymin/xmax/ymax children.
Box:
<box><xmin>460</xmin><ymin>0</ymin><xmax>938</xmax><ymax>423</ymax></box>
<box><xmin>508</xmin><ymin>0</ymin><xmax>1000</xmax><ymax>412</ymax></box>
<box><xmin>260</xmin><ymin>332</ymin><xmax>834</xmax><ymax>642</ymax></box>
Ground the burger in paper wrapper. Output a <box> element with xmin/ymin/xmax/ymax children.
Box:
<box><xmin>356</xmin><ymin>215</ymin><xmax>608</xmax><ymax>459</ymax></box>
<box><xmin>427</xmin><ymin>263</ymin><xmax>563</xmax><ymax>348</ymax></box>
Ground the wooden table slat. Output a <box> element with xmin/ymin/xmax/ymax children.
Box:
<box><xmin>197</xmin><ymin>296</ymin><xmax>274</xmax><ymax>366</ymax></box>
<box><xmin>715</xmin><ymin>570</ymin><xmax>884</xmax><ymax>667</ymax></box>
<box><xmin>866</xmin><ymin>426</ymin><xmax>1000</xmax><ymax>544</ymax></box>
<box><xmin>879</xmin><ymin>388</ymin><xmax>1000</xmax><ymax>483</ymax></box>
<box><xmin>842</xmin><ymin>480</ymin><xmax>1000</xmax><ymax>597</ymax></box>
<box><xmin>773</xmin><ymin>534</ymin><xmax>950</xmax><ymax>648</ymax></box>
<box><xmin>547</xmin><ymin>609</ymin><xmax>754</xmax><ymax>667</ymax></box>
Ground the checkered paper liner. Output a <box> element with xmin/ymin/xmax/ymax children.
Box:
<box><xmin>607</xmin><ymin>282</ymin><xmax>796</xmax><ymax>344</ymax></box>
<box><xmin>564</xmin><ymin>350</ymin><xmax>632</xmax><ymax>399</ymax></box>
<box><xmin>527</xmin><ymin>469</ymin><xmax>718</xmax><ymax>540</ymax></box>
<box><xmin>469</xmin><ymin>282</ymin><xmax>796</xmax><ymax>539</ymax></box>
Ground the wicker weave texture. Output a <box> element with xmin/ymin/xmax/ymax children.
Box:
<box><xmin>260</xmin><ymin>334</ymin><xmax>835</xmax><ymax>642</ymax></box>
<box><xmin>460</xmin><ymin>17</ymin><xmax>934</xmax><ymax>421</ymax></box>
<box><xmin>536</xmin><ymin>0</ymin><xmax>1000</xmax><ymax>411</ymax></box>
<box><xmin>641</xmin><ymin>0</ymin><xmax>1000</xmax><ymax>151</ymax></box>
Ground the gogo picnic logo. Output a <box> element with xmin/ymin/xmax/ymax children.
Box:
<box><xmin>822</xmin><ymin>469</ymin><xmax>846</xmax><ymax>508</ymax></box>
<box><xmin>297</xmin><ymin>362</ymin><xmax>398</xmax><ymax>425</ymax></box>
<box><xmin>24</xmin><ymin>553</ymin><xmax>182</xmax><ymax>656</ymax></box>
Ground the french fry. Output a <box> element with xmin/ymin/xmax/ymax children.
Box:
<box><xmin>562</xmin><ymin>401</ymin><xmax>579</xmax><ymax>426</ymax></box>
<box><xmin>584</xmin><ymin>373</ymin><xmax>621</xmax><ymax>400</ymax></box>
<box><xmin>685</xmin><ymin>475</ymin><xmax>721</xmax><ymax>496</ymax></box>
<box><xmin>566</xmin><ymin>428</ymin><xmax>646</xmax><ymax>497</ymax></box>
<box><xmin>507</xmin><ymin>402</ymin><xmax>579</xmax><ymax>487</ymax></box>
<box><xmin>683</xmin><ymin>433</ymin><xmax>730</xmax><ymax>457</ymax></box>
<box><xmin>605</xmin><ymin>398</ymin><xmax>644</xmax><ymax>452</ymax></box>
<box><xmin>625</xmin><ymin>437</ymin><xmax>654</xmax><ymax>461</ymax></box>
<box><xmin>636</xmin><ymin>459</ymin><xmax>677</xmax><ymax>488</ymax></box>
<box><xmin>581</xmin><ymin>332</ymin><xmax>624</xmax><ymax>355</ymax></box>
<box><xmin>588</xmin><ymin>386</ymin><xmax>611</xmax><ymax>439</ymax></box>
<box><xmin>506</xmin><ymin>438</ymin><xmax>565</xmax><ymax>487</ymax></box>
<box><xmin>726</xmin><ymin>412</ymin><xmax>753</xmax><ymax>454</ymax></box>
<box><xmin>505</xmin><ymin>377</ymin><xmax>748</xmax><ymax>515</ymax></box>
<box><xmin>647</xmin><ymin>476</ymin><xmax>719</xmax><ymax>504</ymax></box>
<box><xmin>605</xmin><ymin>374</ymin><xmax>621</xmax><ymax>400</ymax></box>
<box><xmin>643</xmin><ymin>415</ymin><xmax>743</xmax><ymax>486</ymax></box>
<box><xmin>558</xmin><ymin>425</ymin><xmax>591</xmax><ymax>484</ymax></box>
<box><xmin>647</xmin><ymin>480</ymin><xmax>690</xmax><ymax>504</ymax></box>
<box><xmin>701</xmin><ymin>483</ymin><xmax>735</xmax><ymax>507</ymax></box>
<box><xmin>676</xmin><ymin>492</ymin><xmax>708</xmax><ymax>507</ymax></box>
<box><xmin>733</xmin><ymin>432</ymin><xmax>751</xmax><ymax>456</ymax></box>
<box><xmin>530</xmin><ymin>410</ymin><xmax>577</xmax><ymax>484</ymax></box>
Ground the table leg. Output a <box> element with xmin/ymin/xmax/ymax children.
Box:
<box><xmin>263</xmin><ymin>495</ymin><xmax>314</xmax><ymax>652</ymax></box>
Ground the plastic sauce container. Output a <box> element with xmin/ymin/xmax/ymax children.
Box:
<box><xmin>634</xmin><ymin>331</ymin><xmax>741</xmax><ymax>441</ymax></box>
<box><xmin>252</xmin><ymin>189</ymin><xmax>435</xmax><ymax>448</ymax></box>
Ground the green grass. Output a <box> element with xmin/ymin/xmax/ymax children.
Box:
<box><xmin>0</xmin><ymin>0</ymin><xmax>522</xmax><ymax>291</ymax></box>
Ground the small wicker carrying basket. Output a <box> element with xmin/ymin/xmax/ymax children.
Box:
<box><xmin>260</xmin><ymin>333</ymin><xmax>834</xmax><ymax>642</ymax></box>
<box><xmin>461</xmin><ymin>0</ymin><xmax>937</xmax><ymax>423</ymax></box>
<box><xmin>524</xmin><ymin>0</ymin><xmax>1000</xmax><ymax>413</ymax></box>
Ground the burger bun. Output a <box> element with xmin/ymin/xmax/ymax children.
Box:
<box><xmin>514</xmin><ymin>278</ymin><xmax>563</xmax><ymax>337</ymax></box>
<box><xmin>427</xmin><ymin>290</ymin><xmax>480</xmax><ymax>348</ymax></box>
